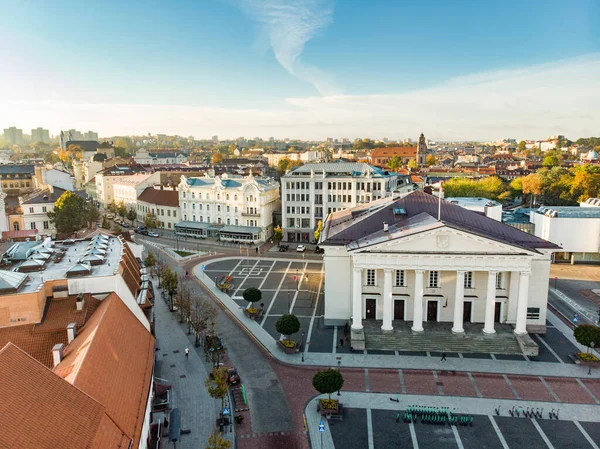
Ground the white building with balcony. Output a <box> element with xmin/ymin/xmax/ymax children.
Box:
<box><xmin>176</xmin><ymin>173</ymin><xmax>279</xmax><ymax>243</ymax></box>
<box><xmin>281</xmin><ymin>162</ymin><xmax>413</xmax><ymax>243</ymax></box>
<box><xmin>319</xmin><ymin>191</ymin><xmax>559</xmax><ymax>348</ymax></box>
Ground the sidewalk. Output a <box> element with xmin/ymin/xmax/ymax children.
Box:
<box><xmin>193</xmin><ymin>257</ymin><xmax>600</xmax><ymax>379</ymax></box>
<box><xmin>152</xmin><ymin>276</ymin><xmax>233</xmax><ymax>449</ymax></box>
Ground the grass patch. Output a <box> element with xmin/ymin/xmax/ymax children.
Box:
<box><xmin>174</xmin><ymin>250</ymin><xmax>195</xmax><ymax>257</ymax></box>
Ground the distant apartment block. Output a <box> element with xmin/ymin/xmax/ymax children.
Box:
<box><xmin>84</xmin><ymin>130</ymin><xmax>98</xmax><ymax>141</ymax></box>
<box><xmin>3</xmin><ymin>127</ymin><xmax>24</xmax><ymax>145</ymax></box>
<box><xmin>281</xmin><ymin>162</ymin><xmax>413</xmax><ymax>243</ymax></box>
<box><xmin>31</xmin><ymin>127</ymin><xmax>50</xmax><ymax>144</ymax></box>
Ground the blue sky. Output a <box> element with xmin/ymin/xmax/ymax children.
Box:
<box><xmin>1</xmin><ymin>0</ymin><xmax>599</xmax><ymax>140</ymax></box>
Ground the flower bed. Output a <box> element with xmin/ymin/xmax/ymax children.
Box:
<box><xmin>277</xmin><ymin>340</ymin><xmax>296</xmax><ymax>354</ymax></box>
<box><xmin>576</xmin><ymin>352</ymin><xmax>599</xmax><ymax>362</ymax></box>
<box><xmin>318</xmin><ymin>398</ymin><xmax>340</xmax><ymax>415</ymax></box>
<box><xmin>243</xmin><ymin>308</ymin><xmax>260</xmax><ymax>320</ymax></box>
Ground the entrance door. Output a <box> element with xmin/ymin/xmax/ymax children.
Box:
<box><xmin>394</xmin><ymin>300</ymin><xmax>405</xmax><ymax>320</ymax></box>
<box><xmin>463</xmin><ymin>302</ymin><xmax>472</xmax><ymax>323</ymax></box>
<box><xmin>427</xmin><ymin>301</ymin><xmax>438</xmax><ymax>322</ymax></box>
<box><xmin>366</xmin><ymin>298</ymin><xmax>376</xmax><ymax>319</ymax></box>
<box><xmin>494</xmin><ymin>302</ymin><xmax>502</xmax><ymax>323</ymax></box>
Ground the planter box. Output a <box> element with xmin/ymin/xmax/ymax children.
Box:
<box><xmin>318</xmin><ymin>399</ymin><xmax>341</xmax><ymax>416</ymax></box>
<box><xmin>572</xmin><ymin>352</ymin><xmax>600</xmax><ymax>366</ymax></box>
<box><xmin>277</xmin><ymin>340</ymin><xmax>297</xmax><ymax>354</ymax></box>
<box><xmin>243</xmin><ymin>308</ymin><xmax>260</xmax><ymax>320</ymax></box>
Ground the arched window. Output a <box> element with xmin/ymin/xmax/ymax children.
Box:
<box><xmin>227</xmin><ymin>217</ymin><xmax>230</xmax><ymax>224</ymax></box>
<box><xmin>13</xmin><ymin>222</ymin><xmax>19</xmax><ymax>231</ymax></box>
<box><xmin>234</xmin><ymin>194</ymin><xmax>238</xmax><ymax>201</ymax></box>
<box><xmin>226</xmin><ymin>194</ymin><xmax>230</xmax><ymax>200</ymax></box>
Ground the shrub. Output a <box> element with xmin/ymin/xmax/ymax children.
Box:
<box><xmin>242</xmin><ymin>287</ymin><xmax>262</xmax><ymax>304</ymax></box>
<box><xmin>321</xmin><ymin>399</ymin><xmax>338</xmax><ymax>410</ymax></box>
<box><xmin>574</xmin><ymin>324</ymin><xmax>600</xmax><ymax>351</ymax></box>
<box><xmin>577</xmin><ymin>352</ymin><xmax>599</xmax><ymax>362</ymax></box>
<box><xmin>275</xmin><ymin>314</ymin><xmax>301</xmax><ymax>337</ymax></box>
<box><xmin>280</xmin><ymin>340</ymin><xmax>296</xmax><ymax>348</ymax></box>
<box><xmin>312</xmin><ymin>368</ymin><xmax>344</xmax><ymax>400</ymax></box>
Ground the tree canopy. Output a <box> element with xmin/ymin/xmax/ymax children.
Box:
<box><xmin>314</xmin><ymin>220</ymin><xmax>323</xmax><ymax>242</ymax></box>
<box><xmin>212</xmin><ymin>153</ymin><xmax>224</xmax><ymax>164</ymax></box>
<box><xmin>574</xmin><ymin>325</ymin><xmax>600</xmax><ymax>351</ymax></box>
<box><xmin>242</xmin><ymin>287</ymin><xmax>262</xmax><ymax>304</ymax></box>
<box><xmin>386</xmin><ymin>156</ymin><xmax>402</xmax><ymax>170</ymax></box>
<box><xmin>312</xmin><ymin>368</ymin><xmax>344</xmax><ymax>400</ymax></box>
<box><xmin>48</xmin><ymin>191</ymin><xmax>95</xmax><ymax>234</ymax></box>
<box><xmin>144</xmin><ymin>212</ymin><xmax>159</xmax><ymax>229</ymax></box>
<box><xmin>441</xmin><ymin>176</ymin><xmax>507</xmax><ymax>201</ymax></box>
<box><xmin>426</xmin><ymin>155</ymin><xmax>437</xmax><ymax>166</ymax></box>
<box><xmin>273</xmin><ymin>225</ymin><xmax>283</xmax><ymax>242</ymax></box>
<box><xmin>275</xmin><ymin>314</ymin><xmax>301</xmax><ymax>337</ymax></box>
<box><xmin>144</xmin><ymin>251</ymin><xmax>156</xmax><ymax>267</ymax></box>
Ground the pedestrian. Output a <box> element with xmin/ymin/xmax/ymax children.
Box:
<box><xmin>344</xmin><ymin>322</ymin><xmax>349</xmax><ymax>337</ymax></box>
<box><xmin>340</xmin><ymin>338</ymin><xmax>344</xmax><ymax>347</ymax></box>
<box><xmin>186</xmin><ymin>270</ymin><xmax>189</xmax><ymax>277</ymax></box>
<box><xmin>185</xmin><ymin>347</ymin><xmax>189</xmax><ymax>358</ymax></box>
<box><xmin>256</xmin><ymin>247</ymin><xmax>259</xmax><ymax>254</ymax></box>
<box><xmin>440</xmin><ymin>352</ymin><xmax>447</xmax><ymax>362</ymax></box>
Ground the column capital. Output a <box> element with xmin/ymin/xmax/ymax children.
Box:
<box><xmin>487</xmin><ymin>270</ymin><xmax>499</xmax><ymax>275</ymax></box>
<box><xmin>456</xmin><ymin>270</ymin><xmax>467</xmax><ymax>275</ymax></box>
<box><xmin>415</xmin><ymin>269</ymin><xmax>425</xmax><ymax>274</ymax></box>
<box><xmin>519</xmin><ymin>271</ymin><xmax>531</xmax><ymax>277</ymax></box>
<box><xmin>383</xmin><ymin>268</ymin><xmax>393</xmax><ymax>273</ymax></box>
<box><xmin>353</xmin><ymin>267</ymin><xmax>363</xmax><ymax>273</ymax></box>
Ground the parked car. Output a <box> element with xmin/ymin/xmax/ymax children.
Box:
<box><xmin>147</xmin><ymin>231</ymin><xmax>159</xmax><ymax>237</ymax></box>
<box><xmin>314</xmin><ymin>246</ymin><xmax>324</xmax><ymax>254</ymax></box>
<box><xmin>106</xmin><ymin>214</ymin><xmax>115</xmax><ymax>219</ymax></box>
<box><xmin>278</xmin><ymin>244</ymin><xmax>289</xmax><ymax>252</ymax></box>
<box><xmin>226</xmin><ymin>367</ymin><xmax>241</xmax><ymax>385</ymax></box>
<box><xmin>296</xmin><ymin>245</ymin><xmax>306</xmax><ymax>252</ymax></box>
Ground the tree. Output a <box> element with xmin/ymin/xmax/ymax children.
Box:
<box><xmin>162</xmin><ymin>267</ymin><xmax>178</xmax><ymax>310</ymax></box>
<box><xmin>177</xmin><ymin>276</ymin><xmax>193</xmax><ymax>327</ymax></box>
<box><xmin>205</xmin><ymin>366</ymin><xmax>229</xmax><ymax>411</ymax></box>
<box><xmin>102</xmin><ymin>215</ymin><xmax>110</xmax><ymax>229</ymax></box>
<box><xmin>386</xmin><ymin>156</ymin><xmax>402</xmax><ymax>170</ymax></box>
<box><xmin>126</xmin><ymin>207</ymin><xmax>137</xmax><ymax>224</ymax></box>
<box><xmin>206</xmin><ymin>432</ymin><xmax>231</xmax><ymax>449</ymax></box>
<box><xmin>273</xmin><ymin>225</ymin><xmax>283</xmax><ymax>242</ymax></box>
<box><xmin>408</xmin><ymin>159</ymin><xmax>419</xmax><ymax>170</ymax></box>
<box><xmin>112</xmin><ymin>223</ymin><xmax>122</xmax><ymax>235</ymax></box>
<box><xmin>574</xmin><ymin>325</ymin><xmax>600</xmax><ymax>353</ymax></box>
<box><xmin>190</xmin><ymin>295</ymin><xmax>217</xmax><ymax>346</ymax></box>
<box><xmin>43</xmin><ymin>151</ymin><xmax>60</xmax><ymax>165</ymax></box>
<box><xmin>517</xmin><ymin>140</ymin><xmax>527</xmax><ymax>152</ymax></box>
<box><xmin>426</xmin><ymin>155</ymin><xmax>437</xmax><ymax>166</ymax></box>
<box><xmin>543</xmin><ymin>155</ymin><xmax>560</xmax><ymax>167</ymax></box>
<box><xmin>242</xmin><ymin>287</ymin><xmax>262</xmax><ymax>308</ymax></box>
<box><xmin>275</xmin><ymin>314</ymin><xmax>300</xmax><ymax>339</ymax></box>
<box><xmin>144</xmin><ymin>211</ymin><xmax>159</xmax><ymax>229</ymax></box>
<box><xmin>144</xmin><ymin>251</ymin><xmax>156</xmax><ymax>268</ymax></box>
<box><xmin>47</xmin><ymin>191</ymin><xmax>87</xmax><ymax>234</ymax></box>
<box><xmin>277</xmin><ymin>158</ymin><xmax>291</xmax><ymax>173</ymax></box>
<box><xmin>116</xmin><ymin>201</ymin><xmax>127</xmax><ymax>219</ymax></box>
<box><xmin>314</xmin><ymin>220</ymin><xmax>323</xmax><ymax>242</ymax></box>
<box><xmin>312</xmin><ymin>368</ymin><xmax>344</xmax><ymax>400</ymax></box>
<box><xmin>107</xmin><ymin>201</ymin><xmax>117</xmax><ymax>214</ymax></box>
<box><xmin>509</xmin><ymin>177</ymin><xmax>523</xmax><ymax>199</ymax></box>
<box><xmin>212</xmin><ymin>153</ymin><xmax>224</xmax><ymax>164</ymax></box>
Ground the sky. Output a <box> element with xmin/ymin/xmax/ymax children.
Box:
<box><xmin>0</xmin><ymin>0</ymin><xmax>599</xmax><ymax>141</ymax></box>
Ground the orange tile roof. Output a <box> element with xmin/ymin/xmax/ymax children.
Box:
<box><xmin>0</xmin><ymin>324</ymin><xmax>66</xmax><ymax>367</ymax></box>
<box><xmin>372</xmin><ymin>146</ymin><xmax>418</xmax><ymax>159</ymax></box>
<box><xmin>0</xmin><ymin>343</ymin><xmax>129</xmax><ymax>449</ymax></box>
<box><xmin>54</xmin><ymin>292</ymin><xmax>155</xmax><ymax>448</ymax></box>
<box><xmin>34</xmin><ymin>294</ymin><xmax>101</xmax><ymax>333</ymax></box>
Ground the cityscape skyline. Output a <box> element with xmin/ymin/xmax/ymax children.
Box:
<box><xmin>0</xmin><ymin>1</ymin><xmax>599</xmax><ymax>140</ymax></box>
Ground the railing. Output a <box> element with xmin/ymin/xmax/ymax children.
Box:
<box><xmin>241</xmin><ymin>212</ymin><xmax>261</xmax><ymax>217</ymax></box>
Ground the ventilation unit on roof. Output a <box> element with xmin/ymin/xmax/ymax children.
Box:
<box><xmin>393</xmin><ymin>208</ymin><xmax>406</xmax><ymax>215</ymax></box>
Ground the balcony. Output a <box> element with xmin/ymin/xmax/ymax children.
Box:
<box><xmin>241</xmin><ymin>211</ymin><xmax>261</xmax><ymax>217</ymax></box>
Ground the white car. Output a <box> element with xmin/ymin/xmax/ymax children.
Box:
<box><xmin>147</xmin><ymin>231</ymin><xmax>159</xmax><ymax>237</ymax></box>
<box><xmin>296</xmin><ymin>245</ymin><xmax>306</xmax><ymax>252</ymax></box>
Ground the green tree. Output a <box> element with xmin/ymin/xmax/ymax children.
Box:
<box><xmin>275</xmin><ymin>314</ymin><xmax>300</xmax><ymax>339</ymax></box>
<box><xmin>517</xmin><ymin>140</ymin><xmax>527</xmax><ymax>152</ymax></box>
<box><xmin>144</xmin><ymin>251</ymin><xmax>156</xmax><ymax>268</ymax></box>
<box><xmin>102</xmin><ymin>216</ymin><xmax>110</xmax><ymax>229</ymax></box>
<box><xmin>312</xmin><ymin>368</ymin><xmax>344</xmax><ymax>400</ymax></box>
<box><xmin>386</xmin><ymin>156</ymin><xmax>402</xmax><ymax>170</ymax></box>
<box><xmin>277</xmin><ymin>158</ymin><xmax>291</xmax><ymax>173</ymax></box>
<box><xmin>112</xmin><ymin>223</ymin><xmax>122</xmax><ymax>235</ymax></box>
<box><xmin>242</xmin><ymin>287</ymin><xmax>262</xmax><ymax>307</ymax></box>
<box><xmin>205</xmin><ymin>366</ymin><xmax>229</xmax><ymax>412</ymax></box>
<box><xmin>206</xmin><ymin>432</ymin><xmax>232</xmax><ymax>449</ymax></box>
<box><xmin>314</xmin><ymin>220</ymin><xmax>323</xmax><ymax>242</ymax></box>
<box><xmin>47</xmin><ymin>191</ymin><xmax>87</xmax><ymax>234</ymax></box>
<box><xmin>107</xmin><ymin>201</ymin><xmax>117</xmax><ymax>214</ymax></box>
<box><xmin>426</xmin><ymin>155</ymin><xmax>437</xmax><ymax>166</ymax></box>
<box><xmin>144</xmin><ymin>211</ymin><xmax>159</xmax><ymax>229</ymax></box>
<box><xmin>273</xmin><ymin>225</ymin><xmax>283</xmax><ymax>242</ymax></box>
<box><xmin>116</xmin><ymin>201</ymin><xmax>127</xmax><ymax>219</ymax></box>
<box><xmin>509</xmin><ymin>177</ymin><xmax>523</xmax><ymax>199</ymax></box>
<box><xmin>543</xmin><ymin>155</ymin><xmax>560</xmax><ymax>167</ymax></box>
<box><xmin>126</xmin><ymin>207</ymin><xmax>137</xmax><ymax>224</ymax></box>
<box><xmin>573</xmin><ymin>325</ymin><xmax>600</xmax><ymax>353</ymax></box>
<box><xmin>408</xmin><ymin>159</ymin><xmax>419</xmax><ymax>170</ymax></box>
<box><xmin>162</xmin><ymin>267</ymin><xmax>178</xmax><ymax>309</ymax></box>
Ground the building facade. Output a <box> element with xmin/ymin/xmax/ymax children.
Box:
<box><xmin>95</xmin><ymin>164</ymin><xmax>152</xmax><ymax>207</ymax></box>
<box><xmin>31</xmin><ymin>127</ymin><xmax>50</xmax><ymax>144</ymax></box>
<box><xmin>0</xmin><ymin>164</ymin><xmax>35</xmax><ymax>194</ymax></box>
<box><xmin>137</xmin><ymin>186</ymin><xmax>179</xmax><ymax>229</ymax></box>
<box><xmin>3</xmin><ymin>127</ymin><xmax>24</xmax><ymax>145</ymax></box>
<box><xmin>176</xmin><ymin>173</ymin><xmax>279</xmax><ymax>242</ymax></box>
<box><xmin>112</xmin><ymin>172</ymin><xmax>162</xmax><ymax>210</ymax></box>
<box><xmin>320</xmin><ymin>191</ymin><xmax>558</xmax><ymax>342</ymax></box>
<box><xmin>281</xmin><ymin>162</ymin><xmax>413</xmax><ymax>242</ymax></box>
<box><xmin>134</xmin><ymin>148</ymin><xmax>187</xmax><ymax>165</ymax></box>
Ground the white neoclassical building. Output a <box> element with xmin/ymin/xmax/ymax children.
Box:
<box><xmin>176</xmin><ymin>173</ymin><xmax>280</xmax><ymax>242</ymax></box>
<box><xmin>320</xmin><ymin>191</ymin><xmax>559</xmax><ymax>343</ymax></box>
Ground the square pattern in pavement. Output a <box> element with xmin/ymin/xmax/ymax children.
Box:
<box><xmin>330</xmin><ymin>408</ymin><xmax>598</xmax><ymax>449</ymax></box>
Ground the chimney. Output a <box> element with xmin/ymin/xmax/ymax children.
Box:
<box><xmin>76</xmin><ymin>293</ymin><xmax>85</xmax><ymax>311</ymax></box>
<box><xmin>383</xmin><ymin>221</ymin><xmax>389</xmax><ymax>232</ymax></box>
<box><xmin>52</xmin><ymin>343</ymin><xmax>64</xmax><ymax>367</ymax></box>
<box><xmin>67</xmin><ymin>322</ymin><xmax>77</xmax><ymax>344</ymax></box>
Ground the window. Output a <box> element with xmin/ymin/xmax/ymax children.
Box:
<box><xmin>235</xmin><ymin>206</ymin><xmax>238</xmax><ymax>213</ymax></box>
<box><xmin>167</xmin><ymin>210</ymin><xmax>171</xmax><ymax>217</ymax></box>
<box><xmin>395</xmin><ymin>270</ymin><xmax>405</xmax><ymax>287</ymax></box>
<box><xmin>464</xmin><ymin>272</ymin><xmax>473</xmax><ymax>289</ymax></box>
<box><xmin>227</xmin><ymin>218</ymin><xmax>230</xmax><ymax>224</ymax></box>
<box><xmin>30</xmin><ymin>222</ymin><xmax>36</xmax><ymax>230</ymax></box>
<box><xmin>183</xmin><ymin>203</ymin><xmax>187</xmax><ymax>209</ymax></box>
<box><xmin>184</xmin><ymin>214</ymin><xmax>187</xmax><ymax>221</ymax></box>
<box><xmin>235</xmin><ymin>218</ymin><xmax>239</xmax><ymax>225</ymax></box>
<box><xmin>218</xmin><ymin>217</ymin><xmax>222</xmax><ymax>224</ymax></box>
<box><xmin>191</xmin><ymin>192</ymin><xmax>195</xmax><ymax>199</ymax></box>
<box><xmin>168</xmin><ymin>223</ymin><xmax>172</xmax><ymax>228</ymax></box>
<box><xmin>207</xmin><ymin>204</ymin><xmax>210</xmax><ymax>211</ymax></box>
<box><xmin>428</xmin><ymin>271</ymin><xmax>439</xmax><ymax>288</ymax></box>
<box><xmin>193</xmin><ymin>215</ymin><xmax>196</xmax><ymax>222</ymax></box>
<box><xmin>227</xmin><ymin>206</ymin><xmax>230</xmax><ymax>212</ymax></box>
<box><xmin>173</xmin><ymin>211</ymin><xmax>177</xmax><ymax>217</ymax></box>
<box><xmin>234</xmin><ymin>194</ymin><xmax>237</xmax><ymax>201</ymax></box>
<box><xmin>527</xmin><ymin>307</ymin><xmax>540</xmax><ymax>320</ymax></box>
<box><xmin>192</xmin><ymin>203</ymin><xmax>195</xmax><ymax>209</ymax></box>
<box><xmin>42</xmin><ymin>206</ymin><xmax>47</xmax><ymax>213</ymax></box>
<box><xmin>182</xmin><ymin>191</ymin><xmax>186</xmax><ymax>199</ymax></box>
<box><xmin>227</xmin><ymin>194</ymin><xmax>230</xmax><ymax>200</ymax></box>
<box><xmin>366</xmin><ymin>269</ymin><xmax>376</xmax><ymax>286</ymax></box>
<box><xmin>199</xmin><ymin>216</ymin><xmax>203</xmax><ymax>222</ymax></box>
<box><xmin>43</xmin><ymin>221</ymin><xmax>49</xmax><ymax>229</ymax></box>
<box><xmin>29</xmin><ymin>207</ymin><xmax>34</xmax><ymax>213</ymax></box>
<box><xmin>217</xmin><ymin>205</ymin><xmax>221</xmax><ymax>212</ymax></box>
<box><xmin>496</xmin><ymin>272</ymin><xmax>503</xmax><ymax>289</ymax></box>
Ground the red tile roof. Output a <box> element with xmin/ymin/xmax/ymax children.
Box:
<box><xmin>371</xmin><ymin>147</ymin><xmax>417</xmax><ymax>159</ymax></box>
<box><xmin>137</xmin><ymin>186</ymin><xmax>179</xmax><ymax>207</ymax></box>
<box><xmin>0</xmin><ymin>343</ymin><xmax>129</xmax><ymax>449</ymax></box>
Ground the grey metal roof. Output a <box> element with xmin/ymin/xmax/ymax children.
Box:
<box><xmin>0</xmin><ymin>164</ymin><xmax>35</xmax><ymax>175</ymax></box>
<box><xmin>321</xmin><ymin>190</ymin><xmax>560</xmax><ymax>252</ymax></box>
<box><xmin>219</xmin><ymin>225</ymin><xmax>261</xmax><ymax>234</ymax></box>
<box><xmin>285</xmin><ymin>162</ymin><xmax>393</xmax><ymax>178</ymax></box>
<box><xmin>534</xmin><ymin>206</ymin><xmax>600</xmax><ymax>219</ymax></box>
<box><xmin>66</xmin><ymin>263</ymin><xmax>92</xmax><ymax>276</ymax></box>
<box><xmin>6</xmin><ymin>241</ymin><xmax>42</xmax><ymax>261</ymax></box>
<box><xmin>0</xmin><ymin>270</ymin><xmax>28</xmax><ymax>293</ymax></box>
<box><xmin>175</xmin><ymin>221</ymin><xmax>211</xmax><ymax>230</ymax></box>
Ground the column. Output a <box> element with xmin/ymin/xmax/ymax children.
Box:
<box><xmin>351</xmin><ymin>267</ymin><xmax>363</xmax><ymax>330</ymax></box>
<box><xmin>452</xmin><ymin>270</ymin><xmax>466</xmax><ymax>333</ymax></box>
<box><xmin>514</xmin><ymin>271</ymin><xmax>530</xmax><ymax>335</ymax></box>
<box><xmin>483</xmin><ymin>271</ymin><xmax>498</xmax><ymax>334</ymax></box>
<box><xmin>381</xmin><ymin>269</ymin><xmax>393</xmax><ymax>332</ymax></box>
<box><xmin>412</xmin><ymin>269</ymin><xmax>424</xmax><ymax>332</ymax></box>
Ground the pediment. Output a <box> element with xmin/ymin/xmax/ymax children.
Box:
<box><xmin>351</xmin><ymin>226</ymin><xmax>533</xmax><ymax>255</ymax></box>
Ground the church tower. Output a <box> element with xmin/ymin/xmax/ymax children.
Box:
<box><xmin>417</xmin><ymin>133</ymin><xmax>427</xmax><ymax>165</ymax></box>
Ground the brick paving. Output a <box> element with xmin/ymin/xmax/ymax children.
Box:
<box><xmin>437</xmin><ymin>371</ymin><xmax>479</xmax><ymax>397</ymax></box>
<box><xmin>471</xmin><ymin>373</ymin><xmax>517</xmax><ymax>399</ymax></box>
<box><xmin>403</xmin><ymin>370</ymin><xmax>440</xmax><ymax>395</ymax></box>
<box><xmin>506</xmin><ymin>375</ymin><xmax>555</xmax><ymax>402</ymax></box>
<box><xmin>367</xmin><ymin>369</ymin><xmax>401</xmax><ymax>393</ymax></box>
<box><xmin>580</xmin><ymin>379</ymin><xmax>600</xmax><ymax>401</ymax></box>
<box><xmin>545</xmin><ymin>377</ymin><xmax>597</xmax><ymax>404</ymax></box>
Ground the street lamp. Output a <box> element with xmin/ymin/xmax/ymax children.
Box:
<box><xmin>589</xmin><ymin>341</ymin><xmax>596</xmax><ymax>376</ymax></box>
<box><xmin>301</xmin><ymin>331</ymin><xmax>305</xmax><ymax>362</ymax></box>
<box><xmin>337</xmin><ymin>360</ymin><xmax>341</xmax><ymax>396</ymax></box>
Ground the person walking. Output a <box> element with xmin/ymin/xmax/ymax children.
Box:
<box><xmin>185</xmin><ymin>347</ymin><xmax>190</xmax><ymax>358</ymax></box>
<box><xmin>440</xmin><ymin>352</ymin><xmax>447</xmax><ymax>362</ymax></box>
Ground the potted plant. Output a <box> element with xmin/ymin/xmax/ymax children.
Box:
<box><xmin>275</xmin><ymin>314</ymin><xmax>301</xmax><ymax>354</ymax></box>
<box><xmin>312</xmin><ymin>368</ymin><xmax>344</xmax><ymax>415</ymax></box>
<box><xmin>573</xmin><ymin>324</ymin><xmax>600</xmax><ymax>365</ymax></box>
<box><xmin>242</xmin><ymin>287</ymin><xmax>262</xmax><ymax>319</ymax></box>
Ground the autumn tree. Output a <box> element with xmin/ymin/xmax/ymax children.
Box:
<box><xmin>126</xmin><ymin>207</ymin><xmax>137</xmax><ymax>224</ymax></box>
<box><xmin>206</xmin><ymin>432</ymin><xmax>231</xmax><ymax>449</ymax></box>
<box><xmin>116</xmin><ymin>201</ymin><xmax>127</xmax><ymax>219</ymax></box>
<box><xmin>112</xmin><ymin>223</ymin><xmax>122</xmax><ymax>235</ymax></box>
<box><xmin>177</xmin><ymin>276</ymin><xmax>193</xmax><ymax>329</ymax></box>
<box><xmin>386</xmin><ymin>156</ymin><xmax>402</xmax><ymax>170</ymax></box>
<box><xmin>205</xmin><ymin>366</ymin><xmax>229</xmax><ymax>411</ymax></box>
<box><xmin>272</xmin><ymin>225</ymin><xmax>283</xmax><ymax>242</ymax></box>
<box><xmin>212</xmin><ymin>153</ymin><xmax>224</xmax><ymax>164</ymax></box>
<box><xmin>517</xmin><ymin>140</ymin><xmax>527</xmax><ymax>152</ymax></box>
<box><xmin>190</xmin><ymin>296</ymin><xmax>218</xmax><ymax>346</ymax></box>
<box><xmin>144</xmin><ymin>211</ymin><xmax>159</xmax><ymax>229</ymax></box>
<box><xmin>162</xmin><ymin>267</ymin><xmax>178</xmax><ymax>310</ymax></box>
<box><xmin>408</xmin><ymin>159</ymin><xmax>419</xmax><ymax>170</ymax></box>
<box><xmin>426</xmin><ymin>155</ymin><xmax>437</xmax><ymax>166</ymax></box>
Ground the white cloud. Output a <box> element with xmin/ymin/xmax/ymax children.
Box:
<box><xmin>237</xmin><ymin>0</ymin><xmax>339</xmax><ymax>95</ymax></box>
<box><xmin>1</xmin><ymin>54</ymin><xmax>599</xmax><ymax>141</ymax></box>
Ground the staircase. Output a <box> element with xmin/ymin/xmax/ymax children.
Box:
<box><xmin>362</xmin><ymin>320</ymin><xmax>525</xmax><ymax>355</ymax></box>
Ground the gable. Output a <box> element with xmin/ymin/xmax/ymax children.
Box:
<box><xmin>352</xmin><ymin>226</ymin><xmax>535</xmax><ymax>256</ymax></box>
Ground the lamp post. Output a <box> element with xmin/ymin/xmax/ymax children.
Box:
<box><xmin>296</xmin><ymin>269</ymin><xmax>299</xmax><ymax>291</ymax></box>
<box><xmin>287</xmin><ymin>291</ymin><xmax>290</xmax><ymax>312</ymax></box>
<box><xmin>337</xmin><ymin>359</ymin><xmax>341</xmax><ymax>396</ymax></box>
<box><xmin>589</xmin><ymin>341</ymin><xmax>595</xmax><ymax>376</ymax></box>
<box><xmin>301</xmin><ymin>331</ymin><xmax>305</xmax><ymax>362</ymax></box>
